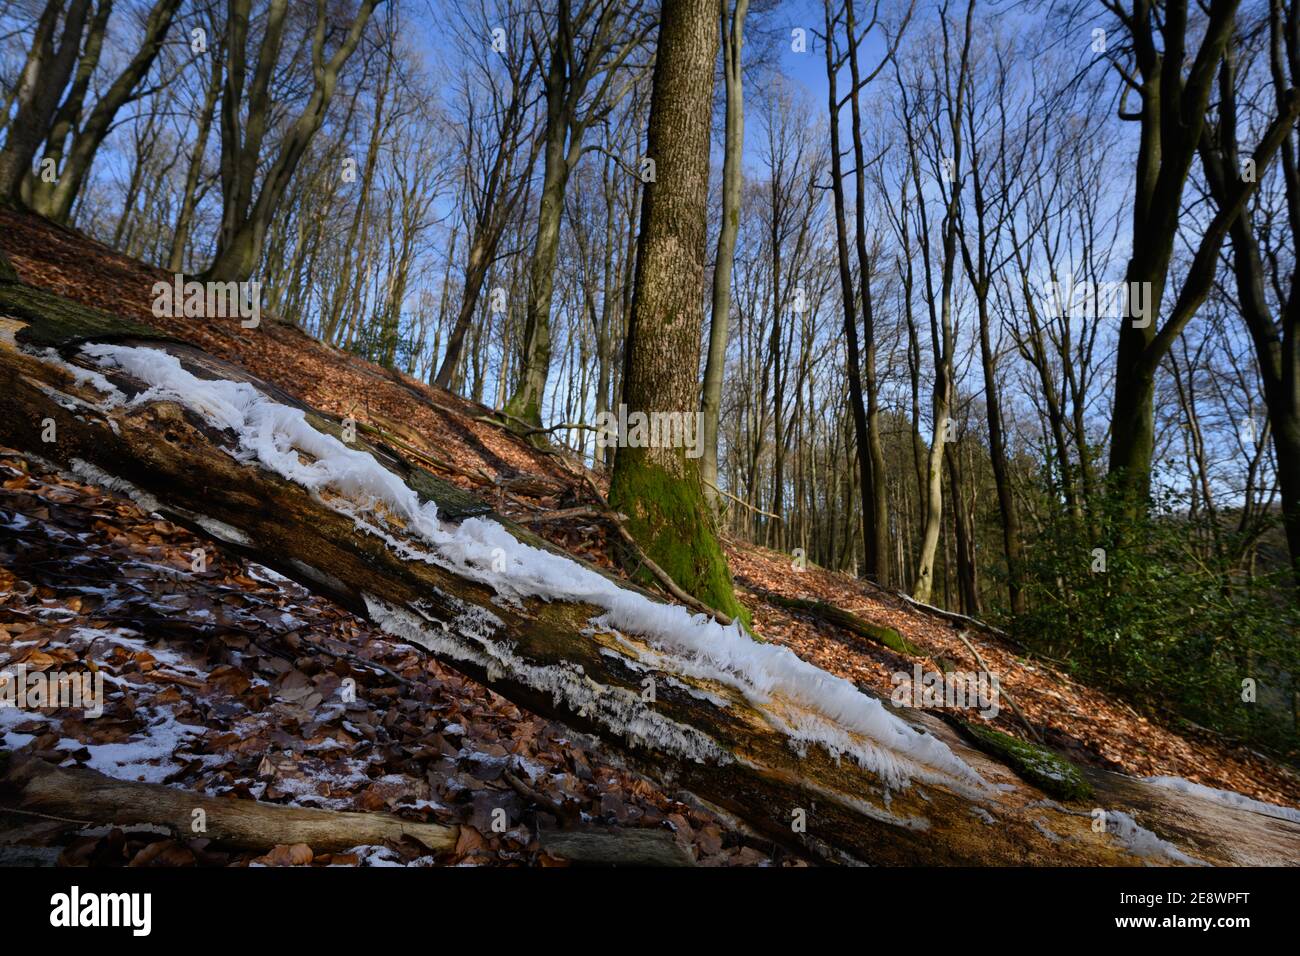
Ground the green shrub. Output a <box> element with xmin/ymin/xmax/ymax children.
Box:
<box><xmin>1014</xmin><ymin>480</ymin><xmax>1299</xmax><ymax>757</ymax></box>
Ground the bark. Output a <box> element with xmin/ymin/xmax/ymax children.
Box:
<box><xmin>205</xmin><ymin>0</ymin><xmax>382</xmax><ymax>282</ymax></box>
<box><xmin>959</xmin><ymin>128</ymin><xmax>1024</xmax><ymax>614</ymax></box>
<box><xmin>606</xmin><ymin>0</ymin><xmax>743</xmax><ymax>621</ymax></box>
<box><xmin>22</xmin><ymin>0</ymin><xmax>113</xmax><ymax>208</ymax></box>
<box><xmin>322</xmin><ymin>53</ymin><xmax>393</xmax><ymax>344</ymax></box>
<box><xmin>909</xmin><ymin>1</ymin><xmax>974</xmax><ymax>604</ymax></box>
<box><xmin>27</xmin><ymin>0</ymin><xmax>182</xmax><ymax>222</ymax></box>
<box><xmin>504</xmin><ymin>0</ymin><xmax>650</xmax><ymax>426</ymax></box>
<box><xmin>1198</xmin><ymin>16</ymin><xmax>1300</xmax><ymax>592</ymax></box>
<box><xmin>822</xmin><ymin>0</ymin><xmax>876</xmax><ymax>585</ymax></box>
<box><xmin>0</xmin><ymin>0</ymin><xmax>90</xmax><ymax>202</ymax></box>
<box><xmin>504</xmin><ymin>91</ymin><xmax>569</xmax><ymax>424</ymax></box>
<box><xmin>1106</xmin><ymin>0</ymin><xmax>1299</xmax><ymax>510</ymax></box>
<box><xmin>504</xmin><ymin>0</ymin><xmax>649</xmax><ymax>426</ymax></box>
<box><xmin>433</xmin><ymin>42</ymin><xmax>538</xmax><ymax>390</ymax></box>
<box><xmin>944</xmin><ymin>438</ymin><xmax>981</xmax><ymax>616</ymax></box>
<box><xmin>169</xmin><ymin>22</ymin><xmax>226</xmax><ymax>273</ymax></box>
<box><xmin>538</xmin><ymin>828</ymin><xmax>695</xmax><ymax>866</ymax></box>
<box><xmin>844</xmin><ymin>0</ymin><xmax>891</xmax><ymax>587</ymax></box>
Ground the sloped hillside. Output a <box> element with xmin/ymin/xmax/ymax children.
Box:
<box><xmin>1</xmin><ymin>208</ymin><xmax>1297</xmax><ymax>866</ymax></box>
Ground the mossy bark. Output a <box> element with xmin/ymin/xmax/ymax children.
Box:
<box><xmin>609</xmin><ymin>452</ymin><xmax>746</xmax><ymax>623</ymax></box>
<box><xmin>763</xmin><ymin>593</ymin><xmax>919</xmax><ymax>655</ymax></box>
<box><xmin>960</xmin><ymin>722</ymin><xmax>1093</xmax><ymax>802</ymax></box>
<box><xmin>1</xmin><ymin>281</ymin><xmax>161</xmax><ymax>346</ymax></box>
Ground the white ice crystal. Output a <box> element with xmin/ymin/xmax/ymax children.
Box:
<box><xmin>1104</xmin><ymin>810</ymin><xmax>1205</xmax><ymax>865</ymax></box>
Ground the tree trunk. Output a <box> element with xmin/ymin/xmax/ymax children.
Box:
<box><xmin>822</xmin><ymin>0</ymin><xmax>879</xmax><ymax>588</ymax></box>
<box><xmin>844</xmin><ymin>0</ymin><xmax>890</xmax><ymax>587</ymax></box>
<box><xmin>4</xmin><ymin>755</ymin><xmax>456</xmax><ymax>853</ymax></box>
<box><xmin>0</xmin><ymin>0</ymin><xmax>90</xmax><ymax>203</ymax></box>
<box><xmin>1198</xmin><ymin>25</ymin><xmax>1300</xmax><ymax>592</ymax></box>
<box><xmin>28</xmin><ymin>0</ymin><xmax>181</xmax><ymax>222</ymax></box>
<box><xmin>205</xmin><ymin>0</ymin><xmax>381</xmax><ymax>282</ymax></box>
<box><xmin>1104</xmin><ymin>0</ymin><xmax>1300</xmax><ymax>513</ymax></box>
<box><xmin>504</xmin><ymin>110</ymin><xmax>569</xmax><ymax>424</ymax></box>
<box><xmin>700</xmin><ymin>0</ymin><xmax>748</xmax><ymax>510</ymax></box>
<box><xmin>607</xmin><ymin>0</ymin><xmax>744</xmax><ymax>620</ymax></box>
<box><xmin>169</xmin><ymin>21</ymin><xmax>224</xmax><ymax>273</ymax></box>
<box><xmin>22</xmin><ymin>0</ymin><xmax>113</xmax><ymax>207</ymax></box>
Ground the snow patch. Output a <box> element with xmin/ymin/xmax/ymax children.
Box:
<box><xmin>67</xmin><ymin>459</ymin><xmax>161</xmax><ymax>515</ymax></box>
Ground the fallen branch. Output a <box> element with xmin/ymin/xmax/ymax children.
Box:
<box><xmin>539</xmin><ymin>828</ymin><xmax>696</xmax><ymax>867</ymax></box>
<box><xmin>760</xmin><ymin>591</ymin><xmax>921</xmax><ymax>656</ymax></box>
<box><xmin>896</xmin><ymin>590</ymin><xmax>1025</xmax><ymax>649</ymax></box>
<box><xmin>522</xmin><ymin>506</ymin><xmax>607</xmax><ymax>524</ymax></box>
<box><xmin>955</xmin><ymin>630</ymin><xmax>1044</xmax><ymax>744</ymax></box>
<box><xmin>2</xmin><ymin>755</ymin><xmax>457</xmax><ymax>853</ymax></box>
<box><xmin>704</xmin><ymin>480</ymin><xmax>783</xmax><ymax>521</ymax></box>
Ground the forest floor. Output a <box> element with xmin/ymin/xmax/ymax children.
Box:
<box><xmin>2</xmin><ymin>207</ymin><xmax>1297</xmax><ymax>867</ymax></box>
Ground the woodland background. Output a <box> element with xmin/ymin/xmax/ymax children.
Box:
<box><xmin>1</xmin><ymin>0</ymin><xmax>1297</xmax><ymax>759</ymax></box>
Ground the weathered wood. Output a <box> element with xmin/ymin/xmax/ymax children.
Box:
<box><xmin>1</xmin><ymin>305</ymin><xmax>1297</xmax><ymax>866</ymax></box>
<box><xmin>539</xmin><ymin>828</ymin><xmax>696</xmax><ymax>867</ymax></box>
<box><xmin>1</xmin><ymin>754</ymin><xmax>457</xmax><ymax>853</ymax></box>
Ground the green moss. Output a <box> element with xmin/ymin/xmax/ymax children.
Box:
<box><xmin>0</xmin><ymin>250</ymin><xmax>17</xmax><ymax>284</ymax></box>
<box><xmin>856</xmin><ymin>620</ymin><xmax>915</xmax><ymax>655</ymax></box>
<box><xmin>0</xmin><ymin>282</ymin><xmax>160</xmax><ymax>350</ymax></box>
<box><xmin>502</xmin><ymin>392</ymin><xmax>543</xmax><ymax>434</ymax></box>
<box><xmin>608</xmin><ymin>454</ymin><xmax>747</xmax><ymax>626</ymax></box>
<box><xmin>963</xmin><ymin>722</ymin><xmax>1093</xmax><ymax>801</ymax></box>
<box><xmin>766</xmin><ymin>594</ymin><xmax>919</xmax><ymax>655</ymax></box>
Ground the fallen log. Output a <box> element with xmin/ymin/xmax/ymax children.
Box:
<box><xmin>2</xmin><ymin>287</ymin><xmax>1298</xmax><ymax>865</ymax></box>
<box><xmin>759</xmin><ymin>592</ymin><xmax>921</xmax><ymax>656</ymax></box>
<box><xmin>539</xmin><ymin>828</ymin><xmax>696</xmax><ymax>867</ymax></box>
<box><xmin>1</xmin><ymin>754</ymin><xmax>457</xmax><ymax>853</ymax></box>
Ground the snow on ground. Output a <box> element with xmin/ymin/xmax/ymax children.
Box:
<box><xmin>1</xmin><ymin>696</ymin><xmax>202</xmax><ymax>783</ymax></box>
<box><xmin>80</xmin><ymin>344</ymin><xmax>985</xmax><ymax>792</ymax></box>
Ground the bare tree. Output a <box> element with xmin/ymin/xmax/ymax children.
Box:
<box><xmin>205</xmin><ymin>0</ymin><xmax>383</xmax><ymax>282</ymax></box>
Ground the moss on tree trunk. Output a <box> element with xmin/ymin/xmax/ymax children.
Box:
<box><xmin>609</xmin><ymin>452</ymin><xmax>746</xmax><ymax>623</ymax></box>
